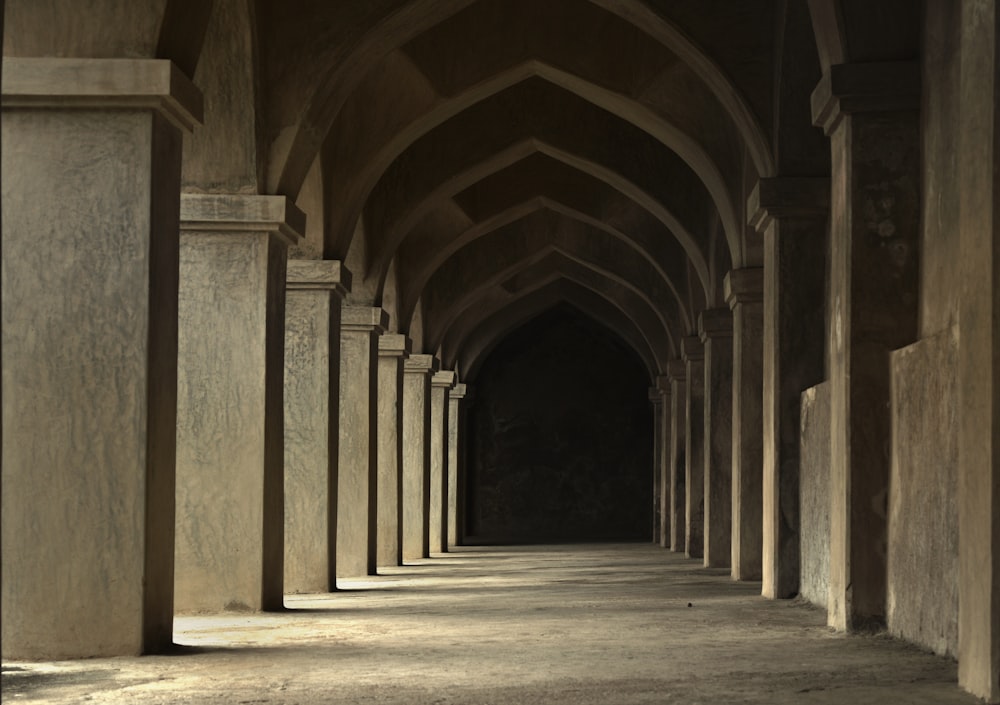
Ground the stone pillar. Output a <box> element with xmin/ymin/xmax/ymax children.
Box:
<box><xmin>683</xmin><ymin>336</ymin><xmax>706</xmax><ymax>559</ymax></box>
<box><xmin>668</xmin><ymin>360</ymin><xmax>688</xmax><ymax>552</ymax></box>
<box><xmin>430</xmin><ymin>370</ymin><xmax>457</xmax><ymax>554</ymax></box>
<box><xmin>656</xmin><ymin>376</ymin><xmax>672</xmax><ymax>548</ymax></box>
<box><xmin>402</xmin><ymin>355</ymin><xmax>439</xmax><ymax>561</ymax></box>
<box><xmin>957</xmin><ymin>4</ymin><xmax>1000</xmax><ymax>698</ymax></box>
<box><xmin>448</xmin><ymin>383</ymin><xmax>469</xmax><ymax>548</ymax></box>
<box><xmin>376</xmin><ymin>334</ymin><xmax>411</xmax><ymax>568</ymax></box>
<box><xmin>726</xmin><ymin>269</ymin><xmax>765</xmax><ymax>581</ymax></box>
<box><xmin>284</xmin><ymin>260</ymin><xmax>350</xmax><ymax>593</ymax></box>
<box><xmin>813</xmin><ymin>63</ymin><xmax>920</xmax><ymax>628</ymax></box>
<box><xmin>750</xmin><ymin>177</ymin><xmax>830</xmax><ymax>599</ymax></box>
<box><xmin>1</xmin><ymin>58</ymin><xmax>200</xmax><ymax>658</ymax></box>
<box><xmin>174</xmin><ymin>194</ymin><xmax>300</xmax><ymax>613</ymax></box>
<box><xmin>700</xmin><ymin>308</ymin><xmax>734</xmax><ymax>569</ymax></box>
<box><xmin>649</xmin><ymin>387</ymin><xmax>665</xmax><ymax>543</ymax></box>
<box><xmin>337</xmin><ymin>307</ymin><xmax>387</xmax><ymax>579</ymax></box>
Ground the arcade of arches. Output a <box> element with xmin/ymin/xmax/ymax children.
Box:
<box><xmin>1</xmin><ymin>0</ymin><xmax>998</xmax><ymax>702</ymax></box>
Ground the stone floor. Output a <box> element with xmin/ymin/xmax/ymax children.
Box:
<box><xmin>1</xmin><ymin>544</ymin><xmax>979</xmax><ymax>704</ymax></box>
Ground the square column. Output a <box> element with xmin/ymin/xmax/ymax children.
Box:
<box><xmin>377</xmin><ymin>334</ymin><xmax>411</xmax><ymax>568</ymax></box>
<box><xmin>700</xmin><ymin>308</ymin><xmax>734</xmax><ymax>569</ymax></box>
<box><xmin>430</xmin><ymin>371</ymin><xmax>457</xmax><ymax>553</ymax></box>
<box><xmin>750</xmin><ymin>177</ymin><xmax>830</xmax><ymax>598</ymax></box>
<box><xmin>726</xmin><ymin>269</ymin><xmax>765</xmax><ymax>581</ymax></box>
<box><xmin>402</xmin><ymin>355</ymin><xmax>439</xmax><ymax>561</ymax></box>
<box><xmin>656</xmin><ymin>377</ymin><xmax>672</xmax><ymax>548</ymax></box>
<box><xmin>1</xmin><ymin>58</ymin><xmax>201</xmax><ymax>658</ymax></box>
<box><xmin>284</xmin><ymin>260</ymin><xmax>350</xmax><ymax>593</ymax></box>
<box><xmin>814</xmin><ymin>62</ymin><xmax>921</xmax><ymax>628</ymax></box>
<box><xmin>337</xmin><ymin>307</ymin><xmax>388</xmax><ymax>579</ymax></box>
<box><xmin>648</xmin><ymin>388</ymin><xmax>665</xmax><ymax>543</ymax></box>
<box><xmin>175</xmin><ymin>195</ymin><xmax>301</xmax><ymax>613</ymax></box>
<box><xmin>667</xmin><ymin>360</ymin><xmax>688</xmax><ymax>552</ymax></box>
<box><xmin>683</xmin><ymin>336</ymin><xmax>706</xmax><ymax>559</ymax></box>
<box><xmin>956</xmin><ymin>4</ymin><xmax>1000</xmax><ymax>698</ymax></box>
<box><xmin>448</xmin><ymin>383</ymin><xmax>469</xmax><ymax>548</ymax></box>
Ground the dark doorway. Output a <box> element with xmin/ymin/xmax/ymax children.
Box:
<box><xmin>464</xmin><ymin>305</ymin><xmax>653</xmax><ymax>544</ymax></box>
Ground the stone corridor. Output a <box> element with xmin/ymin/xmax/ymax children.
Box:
<box><xmin>1</xmin><ymin>545</ymin><xmax>978</xmax><ymax>704</ymax></box>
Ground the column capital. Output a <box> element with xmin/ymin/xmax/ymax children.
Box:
<box><xmin>432</xmin><ymin>370</ymin><xmax>457</xmax><ymax>389</ymax></box>
<box><xmin>681</xmin><ymin>336</ymin><xmax>704</xmax><ymax>363</ymax></box>
<box><xmin>287</xmin><ymin>259</ymin><xmax>351</xmax><ymax>297</ymax></box>
<box><xmin>342</xmin><ymin>306</ymin><xmax>388</xmax><ymax>334</ymax></box>
<box><xmin>378</xmin><ymin>333</ymin><xmax>411</xmax><ymax>358</ymax></box>
<box><xmin>667</xmin><ymin>359</ymin><xmax>687</xmax><ymax>382</ymax></box>
<box><xmin>1</xmin><ymin>57</ymin><xmax>204</xmax><ymax>132</ymax></box>
<box><xmin>725</xmin><ymin>268</ymin><xmax>764</xmax><ymax>308</ymax></box>
<box><xmin>450</xmin><ymin>383</ymin><xmax>468</xmax><ymax>400</ymax></box>
<box><xmin>812</xmin><ymin>61</ymin><xmax>920</xmax><ymax>135</ymax></box>
<box><xmin>404</xmin><ymin>354</ymin><xmax>439</xmax><ymax>375</ymax></box>
<box><xmin>656</xmin><ymin>375</ymin><xmax>671</xmax><ymax>395</ymax></box>
<box><xmin>748</xmin><ymin>178</ymin><xmax>830</xmax><ymax>233</ymax></box>
<box><xmin>180</xmin><ymin>194</ymin><xmax>305</xmax><ymax>245</ymax></box>
<box><xmin>698</xmin><ymin>308</ymin><xmax>734</xmax><ymax>342</ymax></box>
<box><xmin>648</xmin><ymin>387</ymin><xmax>664</xmax><ymax>405</ymax></box>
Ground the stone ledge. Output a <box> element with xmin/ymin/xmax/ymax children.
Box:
<box><xmin>450</xmin><ymin>383</ymin><xmax>468</xmax><ymax>400</ymax></box>
<box><xmin>404</xmin><ymin>354</ymin><xmax>439</xmax><ymax>375</ymax></box>
<box><xmin>286</xmin><ymin>260</ymin><xmax>351</xmax><ymax>295</ymax></box>
<box><xmin>681</xmin><ymin>336</ymin><xmax>704</xmax><ymax>362</ymax></box>
<box><xmin>648</xmin><ymin>387</ymin><xmax>664</xmax><ymax>405</ymax></box>
<box><xmin>341</xmin><ymin>306</ymin><xmax>388</xmax><ymax>333</ymax></box>
<box><xmin>180</xmin><ymin>194</ymin><xmax>305</xmax><ymax>244</ymax></box>
<box><xmin>656</xmin><ymin>375</ymin><xmax>671</xmax><ymax>395</ymax></box>
<box><xmin>812</xmin><ymin>62</ymin><xmax>920</xmax><ymax>135</ymax></box>
<box><xmin>432</xmin><ymin>371</ymin><xmax>457</xmax><ymax>389</ymax></box>
<box><xmin>747</xmin><ymin>178</ymin><xmax>830</xmax><ymax>233</ymax></box>
<box><xmin>667</xmin><ymin>359</ymin><xmax>687</xmax><ymax>382</ymax></box>
<box><xmin>378</xmin><ymin>334</ymin><xmax>412</xmax><ymax>357</ymax></box>
<box><xmin>2</xmin><ymin>58</ymin><xmax>204</xmax><ymax>132</ymax></box>
<box><xmin>699</xmin><ymin>308</ymin><xmax>734</xmax><ymax>341</ymax></box>
<box><xmin>725</xmin><ymin>268</ymin><xmax>764</xmax><ymax>307</ymax></box>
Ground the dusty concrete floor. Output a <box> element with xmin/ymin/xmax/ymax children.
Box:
<box><xmin>2</xmin><ymin>544</ymin><xmax>978</xmax><ymax>704</ymax></box>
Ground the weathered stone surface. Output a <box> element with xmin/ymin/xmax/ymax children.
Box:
<box><xmin>754</xmin><ymin>177</ymin><xmax>828</xmax><ymax>599</ymax></box>
<box><xmin>956</xmin><ymin>2</ymin><xmax>1000</xmax><ymax>697</ymax></box>
<box><xmin>376</xmin><ymin>334</ymin><xmax>410</xmax><ymax>567</ymax></box>
<box><xmin>447</xmin><ymin>384</ymin><xmax>469</xmax><ymax>547</ymax></box>
<box><xmin>818</xmin><ymin>65</ymin><xmax>921</xmax><ymax>630</ymax></box>
<box><xmin>430</xmin><ymin>370</ymin><xmax>456</xmax><ymax>553</ymax></box>
<box><xmin>1</xmin><ymin>58</ymin><xmax>196</xmax><ymax>657</ymax></box>
<box><xmin>284</xmin><ymin>260</ymin><xmax>348</xmax><ymax>593</ymax></box>
<box><xmin>655</xmin><ymin>377</ymin><xmax>672</xmax><ymax>549</ymax></box>
<box><xmin>402</xmin><ymin>354</ymin><xmax>437</xmax><ymax>560</ymax></box>
<box><xmin>649</xmin><ymin>388</ymin><xmax>665</xmax><ymax>543</ymax></box>
<box><xmin>337</xmin><ymin>307</ymin><xmax>387</xmax><ymax>579</ymax></box>
<box><xmin>175</xmin><ymin>195</ymin><xmax>299</xmax><ymax>613</ymax></box>
<box><xmin>799</xmin><ymin>382</ymin><xmax>830</xmax><ymax>609</ymax></box>
<box><xmin>668</xmin><ymin>360</ymin><xmax>687</xmax><ymax>553</ymax></box>
<box><xmin>726</xmin><ymin>269</ymin><xmax>764</xmax><ymax>580</ymax></box>
<box><xmin>683</xmin><ymin>336</ymin><xmax>705</xmax><ymax>559</ymax></box>
<box><xmin>888</xmin><ymin>329</ymin><xmax>958</xmax><ymax>656</ymax></box>
<box><xmin>701</xmin><ymin>309</ymin><xmax>733</xmax><ymax>569</ymax></box>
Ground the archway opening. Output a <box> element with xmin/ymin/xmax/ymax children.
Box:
<box><xmin>464</xmin><ymin>305</ymin><xmax>653</xmax><ymax>544</ymax></box>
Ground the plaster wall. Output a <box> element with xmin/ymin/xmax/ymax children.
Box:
<box><xmin>888</xmin><ymin>328</ymin><xmax>959</xmax><ymax>656</ymax></box>
<box><xmin>799</xmin><ymin>382</ymin><xmax>830</xmax><ymax>609</ymax></box>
